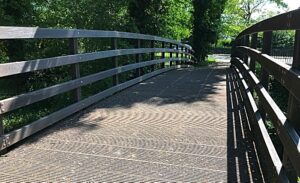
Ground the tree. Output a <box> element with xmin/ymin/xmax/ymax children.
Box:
<box><xmin>192</xmin><ymin>0</ymin><xmax>226</xmax><ymax>61</ymax></box>
<box><xmin>219</xmin><ymin>0</ymin><xmax>287</xmax><ymax>41</ymax></box>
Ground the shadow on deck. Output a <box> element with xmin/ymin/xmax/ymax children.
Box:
<box><xmin>0</xmin><ymin>64</ymin><xmax>265</xmax><ymax>182</ymax></box>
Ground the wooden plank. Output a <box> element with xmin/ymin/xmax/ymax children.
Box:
<box><xmin>0</xmin><ymin>26</ymin><xmax>193</xmax><ymax>49</ymax></box>
<box><xmin>287</xmin><ymin>30</ymin><xmax>300</xmax><ymax>132</ymax></box>
<box><xmin>237</xmin><ymin>46</ymin><xmax>300</xmax><ymax>104</ymax></box>
<box><xmin>0</xmin><ymin>67</ymin><xmax>174</xmax><ymax>151</ymax></box>
<box><xmin>0</xmin><ymin>48</ymin><xmax>188</xmax><ymax>78</ymax></box>
<box><xmin>238</xmin><ymin>9</ymin><xmax>300</xmax><ymax>37</ymax></box>
<box><xmin>285</xmin><ymin>30</ymin><xmax>300</xmax><ymax>180</ymax></box>
<box><xmin>69</xmin><ymin>38</ymin><xmax>81</xmax><ymax>101</ymax></box>
<box><xmin>232</xmin><ymin>66</ymin><xmax>289</xmax><ymax>182</ymax></box>
<box><xmin>232</xmin><ymin>57</ymin><xmax>300</xmax><ymax>175</ymax></box>
<box><xmin>0</xmin><ymin>58</ymin><xmax>188</xmax><ymax>114</ymax></box>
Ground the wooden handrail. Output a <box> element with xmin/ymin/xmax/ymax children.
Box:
<box><xmin>232</xmin><ymin>9</ymin><xmax>300</xmax><ymax>183</ymax></box>
<box><xmin>0</xmin><ymin>26</ymin><xmax>194</xmax><ymax>152</ymax></box>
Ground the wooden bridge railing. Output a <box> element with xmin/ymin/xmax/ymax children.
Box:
<box><xmin>0</xmin><ymin>26</ymin><xmax>194</xmax><ymax>152</ymax></box>
<box><xmin>231</xmin><ymin>9</ymin><xmax>300</xmax><ymax>183</ymax></box>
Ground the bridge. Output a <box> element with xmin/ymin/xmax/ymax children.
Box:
<box><xmin>0</xmin><ymin>10</ymin><xmax>300</xmax><ymax>182</ymax></box>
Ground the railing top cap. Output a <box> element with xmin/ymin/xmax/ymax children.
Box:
<box><xmin>0</xmin><ymin>26</ymin><xmax>191</xmax><ymax>49</ymax></box>
<box><xmin>237</xmin><ymin>8</ymin><xmax>300</xmax><ymax>38</ymax></box>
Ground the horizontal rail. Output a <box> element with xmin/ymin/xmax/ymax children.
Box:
<box><xmin>238</xmin><ymin>9</ymin><xmax>300</xmax><ymax>38</ymax></box>
<box><xmin>0</xmin><ymin>67</ymin><xmax>175</xmax><ymax>151</ymax></box>
<box><xmin>0</xmin><ymin>48</ymin><xmax>191</xmax><ymax>78</ymax></box>
<box><xmin>231</xmin><ymin>65</ymin><xmax>289</xmax><ymax>182</ymax></box>
<box><xmin>237</xmin><ymin>46</ymin><xmax>300</xmax><ymax>102</ymax></box>
<box><xmin>232</xmin><ymin>57</ymin><xmax>300</xmax><ymax>175</ymax></box>
<box><xmin>0</xmin><ymin>26</ymin><xmax>192</xmax><ymax>49</ymax></box>
<box><xmin>0</xmin><ymin>58</ymin><xmax>190</xmax><ymax>113</ymax></box>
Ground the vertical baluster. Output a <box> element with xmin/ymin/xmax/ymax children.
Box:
<box><xmin>176</xmin><ymin>45</ymin><xmax>179</xmax><ymax>65</ymax></box>
<box><xmin>150</xmin><ymin>40</ymin><xmax>155</xmax><ymax>72</ymax></box>
<box><xmin>244</xmin><ymin>35</ymin><xmax>250</xmax><ymax>65</ymax></box>
<box><xmin>112</xmin><ymin>38</ymin><xmax>118</xmax><ymax>85</ymax></box>
<box><xmin>181</xmin><ymin>46</ymin><xmax>184</xmax><ymax>65</ymax></box>
<box><xmin>170</xmin><ymin>43</ymin><xmax>173</xmax><ymax>67</ymax></box>
<box><xmin>161</xmin><ymin>42</ymin><xmax>165</xmax><ymax>68</ymax></box>
<box><xmin>0</xmin><ymin>113</ymin><xmax>5</xmax><ymax>154</ymax></box>
<box><xmin>284</xmin><ymin>30</ymin><xmax>300</xmax><ymax>181</ymax></box>
<box><xmin>259</xmin><ymin>31</ymin><xmax>272</xmax><ymax>121</ymax></box>
<box><xmin>69</xmin><ymin>38</ymin><xmax>81</xmax><ymax>101</ymax></box>
<box><xmin>250</xmin><ymin>33</ymin><xmax>258</xmax><ymax>72</ymax></box>
<box><xmin>135</xmin><ymin>39</ymin><xmax>141</xmax><ymax>77</ymax></box>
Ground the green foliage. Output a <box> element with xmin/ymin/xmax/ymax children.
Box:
<box><xmin>192</xmin><ymin>0</ymin><xmax>226</xmax><ymax>61</ymax></box>
<box><xmin>128</xmin><ymin>0</ymin><xmax>192</xmax><ymax>40</ymax></box>
<box><xmin>219</xmin><ymin>0</ymin><xmax>287</xmax><ymax>41</ymax></box>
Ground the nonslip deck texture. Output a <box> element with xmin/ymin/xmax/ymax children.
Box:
<box><xmin>0</xmin><ymin>64</ymin><xmax>265</xmax><ymax>182</ymax></box>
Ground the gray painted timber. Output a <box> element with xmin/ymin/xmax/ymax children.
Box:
<box><xmin>0</xmin><ymin>48</ymin><xmax>191</xmax><ymax>78</ymax></box>
<box><xmin>0</xmin><ymin>26</ymin><xmax>192</xmax><ymax>49</ymax></box>
<box><xmin>0</xmin><ymin>67</ymin><xmax>173</xmax><ymax>151</ymax></box>
<box><xmin>0</xmin><ymin>58</ymin><xmax>190</xmax><ymax>113</ymax></box>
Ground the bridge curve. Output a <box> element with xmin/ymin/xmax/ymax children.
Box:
<box><xmin>0</xmin><ymin>63</ymin><xmax>264</xmax><ymax>182</ymax></box>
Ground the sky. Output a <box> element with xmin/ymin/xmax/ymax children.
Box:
<box><xmin>266</xmin><ymin>0</ymin><xmax>300</xmax><ymax>12</ymax></box>
<box><xmin>284</xmin><ymin>0</ymin><xmax>300</xmax><ymax>10</ymax></box>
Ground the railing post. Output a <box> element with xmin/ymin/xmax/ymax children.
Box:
<box><xmin>259</xmin><ymin>31</ymin><xmax>272</xmax><ymax>121</ymax></box>
<box><xmin>112</xmin><ymin>38</ymin><xmax>119</xmax><ymax>85</ymax></box>
<box><xmin>243</xmin><ymin>35</ymin><xmax>250</xmax><ymax>65</ymax></box>
<box><xmin>181</xmin><ymin>46</ymin><xmax>184</xmax><ymax>64</ymax></box>
<box><xmin>150</xmin><ymin>40</ymin><xmax>155</xmax><ymax>72</ymax></box>
<box><xmin>176</xmin><ymin>45</ymin><xmax>179</xmax><ymax>65</ymax></box>
<box><xmin>169</xmin><ymin>43</ymin><xmax>173</xmax><ymax>67</ymax></box>
<box><xmin>284</xmin><ymin>30</ymin><xmax>300</xmax><ymax>181</ymax></box>
<box><xmin>0</xmin><ymin>113</ymin><xmax>5</xmax><ymax>154</ymax></box>
<box><xmin>135</xmin><ymin>39</ymin><xmax>141</xmax><ymax>77</ymax></box>
<box><xmin>250</xmin><ymin>33</ymin><xmax>258</xmax><ymax>72</ymax></box>
<box><xmin>69</xmin><ymin>38</ymin><xmax>81</xmax><ymax>101</ymax></box>
<box><xmin>161</xmin><ymin>42</ymin><xmax>165</xmax><ymax>68</ymax></box>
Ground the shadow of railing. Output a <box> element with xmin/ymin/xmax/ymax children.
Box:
<box><xmin>226</xmin><ymin>69</ymin><xmax>265</xmax><ymax>182</ymax></box>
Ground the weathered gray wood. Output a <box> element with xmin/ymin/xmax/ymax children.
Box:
<box><xmin>69</xmin><ymin>38</ymin><xmax>81</xmax><ymax>101</ymax></box>
<box><xmin>0</xmin><ymin>48</ymin><xmax>186</xmax><ymax>78</ymax></box>
<box><xmin>232</xmin><ymin>65</ymin><xmax>289</xmax><ymax>183</ymax></box>
<box><xmin>232</xmin><ymin>57</ymin><xmax>300</xmax><ymax>175</ymax></box>
<box><xmin>0</xmin><ymin>67</ymin><xmax>173</xmax><ymax>151</ymax></box>
<box><xmin>112</xmin><ymin>38</ymin><xmax>119</xmax><ymax>85</ymax></box>
<box><xmin>0</xmin><ymin>26</ymin><xmax>192</xmax><ymax>49</ymax></box>
<box><xmin>135</xmin><ymin>39</ymin><xmax>141</xmax><ymax>77</ymax></box>
<box><xmin>0</xmin><ymin>58</ymin><xmax>188</xmax><ymax>113</ymax></box>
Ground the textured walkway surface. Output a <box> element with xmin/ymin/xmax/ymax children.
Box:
<box><xmin>0</xmin><ymin>64</ymin><xmax>264</xmax><ymax>182</ymax></box>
